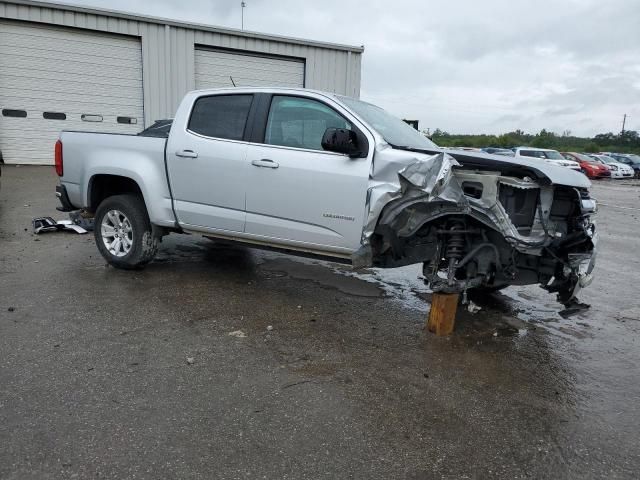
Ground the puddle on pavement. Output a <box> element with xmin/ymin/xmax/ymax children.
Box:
<box><xmin>257</xmin><ymin>254</ymin><xmax>435</xmax><ymax>310</ymax></box>
<box><xmin>254</xmin><ymin>251</ymin><xmax>582</xmax><ymax>341</ymax></box>
<box><xmin>259</xmin><ymin>258</ymin><xmax>383</xmax><ymax>298</ymax></box>
<box><xmin>151</xmin><ymin>235</ymin><xmax>594</xmax><ymax>340</ymax></box>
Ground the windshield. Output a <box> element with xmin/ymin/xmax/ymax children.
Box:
<box><xmin>338</xmin><ymin>96</ymin><xmax>439</xmax><ymax>150</ymax></box>
<box><xmin>572</xmin><ymin>153</ymin><xmax>598</xmax><ymax>163</ymax></box>
<box><xmin>626</xmin><ymin>154</ymin><xmax>640</xmax><ymax>164</ymax></box>
<box><xmin>614</xmin><ymin>154</ymin><xmax>640</xmax><ymax>164</ymax></box>
<box><xmin>543</xmin><ymin>150</ymin><xmax>565</xmax><ymax>160</ymax></box>
<box><xmin>599</xmin><ymin>156</ymin><xmax>618</xmax><ymax>164</ymax></box>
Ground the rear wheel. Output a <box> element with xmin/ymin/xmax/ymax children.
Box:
<box><xmin>94</xmin><ymin>194</ymin><xmax>158</xmax><ymax>269</ymax></box>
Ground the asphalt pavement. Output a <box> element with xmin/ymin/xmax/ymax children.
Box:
<box><xmin>1</xmin><ymin>165</ymin><xmax>639</xmax><ymax>479</ymax></box>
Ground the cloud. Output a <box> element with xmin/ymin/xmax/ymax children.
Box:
<box><xmin>68</xmin><ymin>0</ymin><xmax>640</xmax><ymax>136</ymax></box>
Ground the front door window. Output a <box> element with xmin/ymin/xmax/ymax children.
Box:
<box><xmin>265</xmin><ymin>96</ymin><xmax>351</xmax><ymax>151</ymax></box>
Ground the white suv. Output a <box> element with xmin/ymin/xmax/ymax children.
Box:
<box><xmin>513</xmin><ymin>147</ymin><xmax>581</xmax><ymax>171</ymax></box>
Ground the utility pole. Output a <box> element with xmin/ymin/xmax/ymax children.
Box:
<box><xmin>622</xmin><ymin>113</ymin><xmax>627</xmax><ymax>135</ymax></box>
<box><xmin>241</xmin><ymin>2</ymin><xmax>246</xmax><ymax>30</ymax></box>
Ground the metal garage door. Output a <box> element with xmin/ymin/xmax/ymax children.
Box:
<box><xmin>0</xmin><ymin>20</ymin><xmax>144</xmax><ymax>165</ymax></box>
<box><xmin>195</xmin><ymin>48</ymin><xmax>304</xmax><ymax>90</ymax></box>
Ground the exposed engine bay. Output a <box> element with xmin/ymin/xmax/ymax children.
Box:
<box><xmin>354</xmin><ymin>151</ymin><xmax>597</xmax><ymax>311</ymax></box>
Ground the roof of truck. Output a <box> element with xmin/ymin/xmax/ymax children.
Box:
<box><xmin>186</xmin><ymin>86</ymin><xmax>348</xmax><ymax>99</ymax></box>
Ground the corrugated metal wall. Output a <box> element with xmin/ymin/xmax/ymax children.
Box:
<box><xmin>0</xmin><ymin>1</ymin><xmax>362</xmax><ymax>127</ymax></box>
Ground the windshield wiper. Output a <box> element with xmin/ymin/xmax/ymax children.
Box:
<box><xmin>387</xmin><ymin>143</ymin><xmax>441</xmax><ymax>154</ymax></box>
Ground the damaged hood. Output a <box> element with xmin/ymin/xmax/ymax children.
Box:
<box><xmin>441</xmin><ymin>148</ymin><xmax>590</xmax><ymax>188</ymax></box>
<box><xmin>363</xmin><ymin>146</ymin><xmax>591</xmax><ymax>247</ymax></box>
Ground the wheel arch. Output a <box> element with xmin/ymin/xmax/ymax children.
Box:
<box><xmin>87</xmin><ymin>174</ymin><xmax>145</xmax><ymax>213</ymax></box>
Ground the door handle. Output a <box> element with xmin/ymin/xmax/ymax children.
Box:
<box><xmin>176</xmin><ymin>149</ymin><xmax>198</xmax><ymax>158</ymax></box>
<box><xmin>251</xmin><ymin>159</ymin><xmax>279</xmax><ymax>169</ymax></box>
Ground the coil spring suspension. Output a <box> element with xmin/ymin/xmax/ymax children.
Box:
<box><xmin>446</xmin><ymin>222</ymin><xmax>465</xmax><ymax>261</ymax></box>
<box><xmin>445</xmin><ymin>221</ymin><xmax>466</xmax><ymax>285</ymax></box>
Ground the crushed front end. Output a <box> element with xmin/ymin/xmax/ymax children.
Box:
<box><xmin>355</xmin><ymin>151</ymin><xmax>597</xmax><ymax>310</ymax></box>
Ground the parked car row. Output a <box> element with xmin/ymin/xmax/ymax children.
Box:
<box><xmin>598</xmin><ymin>152</ymin><xmax>640</xmax><ymax>178</ymax></box>
<box><xmin>561</xmin><ymin>152</ymin><xmax>611</xmax><ymax>178</ymax></box>
<box><xmin>470</xmin><ymin>146</ymin><xmax>640</xmax><ymax>179</ymax></box>
<box><xmin>586</xmin><ymin>154</ymin><xmax>635</xmax><ymax>179</ymax></box>
<box><xmin>513</xmin><ymin>148</ymin><xmax>581</xmax><ymax>171</ymax></box>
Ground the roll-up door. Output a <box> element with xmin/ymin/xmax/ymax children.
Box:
<box><xmin>195</xmin><ymin>48</ymin><xmax>304</xmax><ymax>90</ymax></box>
<box><xmin>0</xmin><ymin>20</ymin><xmax>144</xmax><ymax>164</ymax></box>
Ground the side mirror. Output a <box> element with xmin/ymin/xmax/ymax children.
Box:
<box><xmin>321</xmin><ymin>127</ymin><xmax>363</xmax><ymax>158</ymax></box>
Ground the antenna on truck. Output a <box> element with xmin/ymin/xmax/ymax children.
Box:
<box><xmin>230</xmin><ymin>76</ymin><xmax>237</xmax><ymax>87</ymax></box>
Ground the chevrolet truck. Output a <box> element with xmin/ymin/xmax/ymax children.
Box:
<box><xmin>54</xmin><ymin>87</ymin><xmax>597</xmax><ymax>309</ymax></box>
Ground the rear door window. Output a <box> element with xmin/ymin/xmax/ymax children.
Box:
<box><xmin>188</xmin><ymin>94</ymin><xmax>253</xmax><ymax>140</ymax></box>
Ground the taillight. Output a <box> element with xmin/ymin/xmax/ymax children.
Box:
<box><xmin>55</xmin><ymin>140</ymin><xmax>63</xmax><ymax>176</ymax></box>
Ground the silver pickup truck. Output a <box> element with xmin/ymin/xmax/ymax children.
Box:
<box><xmin>55</xmin><ymin>87</ymin><xmax>597</xmax><ymax>308</ymax></box>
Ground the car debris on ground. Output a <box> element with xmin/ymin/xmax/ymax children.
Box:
<box><xmin>68</xmin><ymin>209</ymin><xmax>95</xmax><ymax>231</ymax></box>
<box><xmin>466</xmin><ymin>301</ymin><xmax>482</xmax><ymax>314</ymax></box>
<box><xmin>32</xmin><ymin>216</ymin><xmax>87</xmax><ymax>234</ymax></box>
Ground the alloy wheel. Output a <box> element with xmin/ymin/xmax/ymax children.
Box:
<box><xmin>101</xmin><ymin>209</ymin><xmax>133</xmax><ymax>257</ymax></box>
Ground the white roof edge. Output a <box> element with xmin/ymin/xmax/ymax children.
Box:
<box><xmin>516</xmin><ymin>147</ymin><xmax>559</xmax><ymax>151</ymax></box>
<box><xmin>184</xmin><ymin>86</ymin><xmax>337</xmax><ymax>95</ymax></box>
<box><xmin>4</xmin><ymin>0</ymin><xmax>365</xmax><ymax>53</ymax></box>
<box><xmin>182</xmin><ymin>86</ymin><xmax>347</xmax><ymax>103</ymax></box>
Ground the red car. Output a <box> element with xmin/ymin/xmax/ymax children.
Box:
<box><xmin>561</xmin><ymin>152</ymin><xmax>611</xmax><ymax>179</ymax></box>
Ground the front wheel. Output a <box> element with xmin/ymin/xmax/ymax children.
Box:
<box><xmin>94</xmin><ymin>194</ymin><xmax>158</xmax><ymax>269</ymax></box>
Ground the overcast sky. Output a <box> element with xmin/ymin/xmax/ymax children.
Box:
<box><xmin>67</xmin><ymin>0</ymin><xmax>640</xmax><ymax>136</ymax></box>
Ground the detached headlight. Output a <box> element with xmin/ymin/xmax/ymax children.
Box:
<box><xmin>577</xmin><ymin>188</ymin><xmax>596</xmax><ymax>214</ymax></box>
<box><xmin>581</xmin><ymin>198</ymin><xmax>597</xmax><ymax>213</ymax></box>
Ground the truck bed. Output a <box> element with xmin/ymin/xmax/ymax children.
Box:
<box><xmin>58</xmin><ymin>131</ymin><xmax>176</xmax><ymax>227</ymax></box>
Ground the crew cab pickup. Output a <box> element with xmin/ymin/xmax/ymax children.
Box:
<box><xmin>55</xmin><ymin>87</ymin><xmax>597</xmax><ymax>308</ymax></box>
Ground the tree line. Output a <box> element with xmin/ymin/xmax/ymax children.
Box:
<box><xmin>427</xmin><ymin>128</ymin><xmax>640</xmax><ymax>154</ymax></box>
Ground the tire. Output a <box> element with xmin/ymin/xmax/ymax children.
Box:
<box><xmin>94</xmin><ymin>194</ymin><xmax>158</xmax><ymax>269</ymax></box>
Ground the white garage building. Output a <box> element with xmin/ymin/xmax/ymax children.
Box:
<box><xmin>0</xmin><ymin>0</ymin><xmax>363</xmax><ymax>164</ymax></box>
